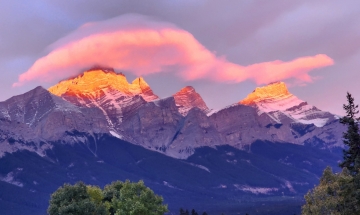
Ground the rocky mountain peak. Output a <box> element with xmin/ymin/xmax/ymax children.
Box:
<box><xmin>240</xmin><ymin>82</ymin><xmax>291</xmax><ymax>105</ymax></box>
<box><xmin>238</xmin><ymin>81</ymin><xmax>334</xmax><ymax>127</ymax></box>
<box><xmin>173</xmin><ymin>86</ymin><xmax>210</xmax><ymax>116</ymax></box>
<box><xmin>130</xmin><ymin>77</ymin><xmax>158</xmax><ymax>101</ymax></box>
<box><xmin>178</xmin><ymin>86</ymin><xmax>195</xmax><ymax>94</ymax></box>
<box><xmin>48</xmin><ymin>69</ymin><xmax>158</xmax><ymax>101</ymax></box>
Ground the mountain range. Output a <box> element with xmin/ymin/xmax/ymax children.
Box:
<box><xmin>0</xmin><ymin>68</ymin><xmax>345</xmax><ymax>214</ymax></box>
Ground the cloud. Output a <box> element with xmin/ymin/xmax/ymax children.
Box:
<box><xmin>14</xmin><ymin>14</ymin><xmax>334</xmax><ymax>87</ymax></box>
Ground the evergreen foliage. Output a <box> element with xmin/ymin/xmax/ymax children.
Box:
<box><xmin>179</xmin><ymin>208</ymin><xmax>208</xmax><ymax>215</ymax></box>
<box><xmin>340</xmin><ymin>92</ymin><xmax>360</xmax><ymax>174</ymax></box>
<box><xmin>302</xmin><ymin>92</ymin><xmax>360</xmax><ymax>214</ymax></box>
<box><xmin>191</xmin><ymin>209</ymin><xmax>198</xmax><ymax>215</ymax></box>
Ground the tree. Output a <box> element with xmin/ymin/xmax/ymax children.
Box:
<box><xmin>301</xmin><ymin>167</ymin><xmax>360</xmax><ymax>215</ymax></box>
<box><xmin>191</xmin><ymin>209</ymin><xmax>198</xmax><ymax>215</ymax></box>
<box><xmin>301</xmin><ymin>92</ymin><xmax>360</xmax><ymax>214</ymax></box>
<box><xmin>102</xmin><ymin>181</ymin><xmax>124</xmax><ymax>215</ymax></box>
<box><xmin>110</xmin><ymin>180</ymin><xmax>168</xmax><ymax>215</ymax></box>
<box><xmin>340</xmin><ymin>92</ymin><xmax>360</xmax><ymax>175</ymax></box>
<box><xmin>179</xmin><ymin>208</ymin><xmax>186</xmax><ymax>215</ymax></box>
<box><xmin>47</xmin><ymin>182</ymin><xmax>108</xmax><ymax>215</ymax></box>
<box><xmin>48</xmin><ymin>180</ymin><xmax>167</xmax><ymax>215</ymax></box>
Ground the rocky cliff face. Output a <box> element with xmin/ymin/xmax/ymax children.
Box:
<box><xmin>173</xmin><ymin>86</ymin><xmax>210</xmax><ymax>116</ymax></box>
<box><xmin>0</xmin><ymin>86</ymin><xmax>108</xmax><ymax>157</ymax></box>
<box><xmin>116</xmin><ymin>96</ymin><xmax>221</xmax><ymax>158</ymax></box>
<box><xmin>210</xmin><ymin>82</ymin><xmax>343</xmax><ymax>149</ymax></box>
<box><xmin>209</xmin><ymin>103</ymin><xmax>344</xmax><ymax>150</ymax></box>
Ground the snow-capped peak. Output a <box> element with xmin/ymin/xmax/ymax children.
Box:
<box><xmin>173</xmin><ymin>86</ymin><xmax>210</xmax><ymax>116</ymax></box>
<box><xmin>239</xmin><ymin>82</ymin><xmax>334</xmax><ymax>127</ymax></box>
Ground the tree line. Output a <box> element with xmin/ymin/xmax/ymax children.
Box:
<box><xmin>178</xmin><ymin>208</ymin><xmax>207</xmax><ymax>215</ymax></box>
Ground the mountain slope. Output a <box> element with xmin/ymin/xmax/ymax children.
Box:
<box><xmin>240</xmin><ymin>82</ymin><xmax>336</xmax><ymax>127</ymax></box>
<box><xmin>0</xmin><ymin>135</ymin><xmax>342</xmax><ymax>215</ymax></box>
<box><xmin>173</xmin><ymin>86</ymin><xmax>210</xmax><ymax>116</ymax></box>
<box><xmin>49</xmin><ymin>68</ymin><xmax>158</xmax><ymax>128</ymax></box>
<box><xmin>0</xmin><ymin>86</ymin><xmax>108</xmax><ymax>158</ymax></box>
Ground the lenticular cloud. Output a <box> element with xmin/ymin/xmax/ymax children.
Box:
<box><xmin>13</xmin><ymin>14</ymin><xmax>334</xmax><ymax>87</ymax></box>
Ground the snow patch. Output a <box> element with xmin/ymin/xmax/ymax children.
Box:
<box><xmin>187</xmin><ymin>163</ymin><xmax>210</xmax><ymax>172</ymax></box>
<box><xmin>226</xmin><ymin>159</ymin><xmax>237</xmax><ymax>164</ymax></box>
<box><xmin>0</xmin><ymin>171</ymin><xmax>23</xmax><ymax>187</ymax></box>
<box><xmin>163</xmin><ymin>181</ymin><xmax>182</xmax><ymax>190</ymax></box>
<box><xmin>302</xmin><ymin>160</ymin><xmax>312</xmax><ymax>165</ymax></box>
<box><xmin>234</xmin><ymin>184</ymin><xmax>279</xmax><ymax>194</ymax></box>
<box><xmin>226</xmin><ymin>152</ymin><xmax>234</xmax><ymax>156</ymax></box>
<box><xmin>283</xmin><ymin>180</ymin><xmax>295</xmax><ymax>193</ymax></box>
<box><xmin>110</xmin><ymin>130</ymin><xmax>123</xmax><ymax>139</ymax></box>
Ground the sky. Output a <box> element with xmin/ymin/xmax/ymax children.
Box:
<box><xmin>1</xmin><ymin>0</ymin><xmax>360</xmax><ymax>115</ymax></box>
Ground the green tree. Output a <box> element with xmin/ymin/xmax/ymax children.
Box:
<box><xmin>302</xmin><ymin>167</ymin><xmax>360</xmax><ymax>215</ymax></box>
<box><xmin>47</xmin><ymin>182</ymin><xmax>108</xmax><ymax>215</ymax></box>
<box><xmin>340</xmin><ymin>92</ymin><xmax>360</xmax><ymax>175</ymax></box>
<box><xmin>87</xmin><ymin>185</ymin><xmax>105</xmax><ymax>205</ymax></box>
<box><xmin>102</xmin><ymin>181</ymin><xmax>124</xmax><ymax>215</ymax></box>
<box><xmin>48</xmin><ymin>180</ymin><xmax>167</xmax><ymax>215</ymax></box>
<box><xmin>110</xmin><ymin>180</ymin><xmax>168</xmax><ymax>215</ymax></box>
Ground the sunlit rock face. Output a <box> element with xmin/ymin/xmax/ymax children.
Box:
<box><xmin>240</xmin><ymin>82</ymin><xmax>335</xmax><ymax>127</ymax></box>
<box><xmin>241</xmin><ymin>82</ymin><xmax>292</xmax><ymax>106</ymax></box>
<box><xmin>49</xmin><ymin>68</ymin><xmax>159</xmax><ymax>127</ymax></box>
<box><xmin>173</xmin><ymin>86</ymin><xmax>210</xmax><ymax>116</ymax></box>
<box><xmin>115</xmin><ymin>96</ymin><xmax>222</xmax><ymax>159</ymax></box>
<box><xmin>49</xmin><ymin>68</ymin><xmax>158</xmax><ymax>101</ymax></box>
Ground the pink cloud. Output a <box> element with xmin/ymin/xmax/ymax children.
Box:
<box><xmin>13</xmin><ymin>14</ymin><xmax>334</xmax><ymax>87</ymax></box>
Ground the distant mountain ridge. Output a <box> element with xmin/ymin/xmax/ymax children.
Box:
<box><xmin>240</xmin><ymin>82</ymin><xmax>336</xmax><ymax>127</ymax></box>
<box><xmin>0</xmin><ymin>68</ymin><xmax>344</xmax><ymax>159</ymax></box>
<box><xmin>0</xmin><ymin>68</ymin><xmax>346</xmax><ymax>215</ymax></box>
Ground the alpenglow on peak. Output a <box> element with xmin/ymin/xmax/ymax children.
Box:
<box><xmin>239</xmin><ymin>81</ymin><xmax>334</xmax><ymax>127</ymax></box>
<box><xmin>48</xmin><ymin>68</ymin><xmax>158</xmax><ymax>101</ymax></box>
<box><xmin>173</xmin><ymin>86</ymin><xmax>210</xmax><ymax>116</ymax></box>
<box><xmin>240</xmin><ymin>82</ymin><xmax>291</xmax><ymax>105</ymax></box>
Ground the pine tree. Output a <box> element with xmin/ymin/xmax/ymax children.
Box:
<box><xmin>179</xmin><ymin>208</ymin><xmax>185</xmax><ymax>215</ymax></box>
<box><xmin>340</xmin><ymin>92</ymin><xmax>360</xmax><ymax>175</ymax></box>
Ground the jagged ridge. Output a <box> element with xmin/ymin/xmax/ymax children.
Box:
<box><xmin>173</xmin><ymin>86</ymin><xmax>210</xmax><ymax>116</ymax></box>
<box><xmin>239</xmin><ymin>82</ymin><xmax>335</xmax><ymax>127</ymax></box>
